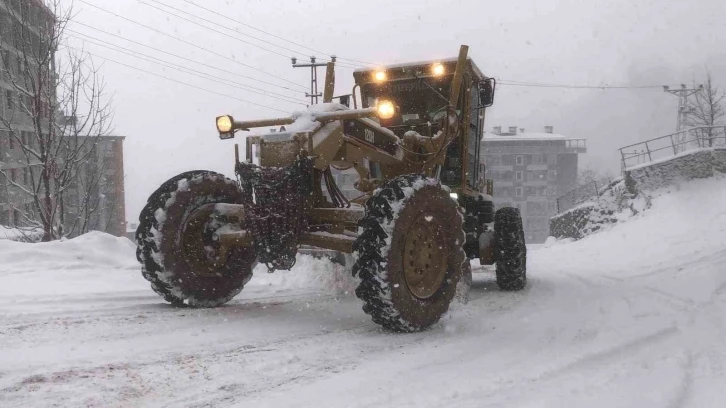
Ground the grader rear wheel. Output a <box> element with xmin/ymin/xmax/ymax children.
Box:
<box><xmin>353</xmin><ymin>175</ymin><xmax>466</xmax><ymax>332</ymax></box>
<box><xmin>135</xmin><ymin>171</ymin><xmax>257</xmax><ymax>307</ymax></box>
<box><xmin>494</xmin><ymin>207</ymin><xmax>527</xmax><ymax>291</ymax></box>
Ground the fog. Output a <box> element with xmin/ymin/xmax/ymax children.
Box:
<box><xmin>67</xmin><ymin>0</ymin><xmax>726</xmax><ymax>223</ymax></box>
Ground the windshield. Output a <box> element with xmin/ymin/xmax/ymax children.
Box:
<box><xmin>361</xmin><ymin>77</ymin><xmax>452</xmax><ymax>134</ymax></box>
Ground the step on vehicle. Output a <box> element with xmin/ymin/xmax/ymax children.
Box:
<box><xmin>135</xmin><ymin>45</ymin><xmax>527</xmax><ymax>332</ymax></box>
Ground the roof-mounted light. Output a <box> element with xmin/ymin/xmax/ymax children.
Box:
<box><xmin>432</xmin><ymin>63</ymin><xmax>446</xmax><ymax>77</ymax></box>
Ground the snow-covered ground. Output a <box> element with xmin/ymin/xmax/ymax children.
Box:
<box><xmin>1</xmin><ymin>176</ymin><xmax>725</xmax><ymax>407</ymax></box>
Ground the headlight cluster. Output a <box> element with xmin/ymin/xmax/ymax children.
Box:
<box><xmin>372</xmin><ymin>62</ymin><xmax>446</xmax><ymax>83</ymax></box>
<box><xmin>216</xmin><ymin>115</ymin><xmax>233</xmax><ymax>133</ymax></box>
<box><xmin>376</xmin><ymin>100</ymin><xmax>395</xmax><ymax>119</ymax></box>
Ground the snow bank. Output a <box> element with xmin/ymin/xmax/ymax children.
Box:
<box><xmin>539</xmin><ymin>174</ymin><xmax>726</xmax><ymax>281</ymax></box>
<box><xmin>549</xmin><ymin>179</ymin><xmax>649</xmax><ymax>240</ymax></box>
<box><xmin>552</xmin><ymin>148</ymin><xmax>726</xmax><ymax>241</ymax></box>
<box><xmin>250</xmin><ymin>254</ymin><xmax>358</xmax><ymax>296</ymax></box>
<box><xmin>0</xmin><ymin>231</ymin><xmax>138</xmax><ymax>275</ymax></box>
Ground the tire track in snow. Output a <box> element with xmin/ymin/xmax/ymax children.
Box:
<box><xmin>665</xmin><ymin>352</ymin><xmax>695</xmax><ymax>408</ymax></box>
<box><xmin>535</xmin><ymin>326</ymin><xmax>679</xmax><ymax>382</ymax></box>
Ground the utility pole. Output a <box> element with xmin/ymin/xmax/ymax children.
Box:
<box><xmin>292</xmin><ymin>56</ymin><xmax>336</xmax><ymax>105</ymax></box>
<box><xmin>664</xmin><ymin>84</ymin><xmax>704</xmax><ymax>152</ymax></box>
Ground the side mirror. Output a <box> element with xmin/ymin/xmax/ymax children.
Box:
<box><xmin>478</xmin><ymin>78</ymin><xmax>496</xmax><ymax>108</ymax></box>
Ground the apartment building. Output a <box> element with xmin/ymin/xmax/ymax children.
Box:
<box><xmin>0</xmin><ymin>0</ymin><xmax>126</xmax><ymax>237</ymax></box>
<box><xmin>481</xmin><ymin>126</ymin><xmax>586</xmax><ymax>243</ymax></box>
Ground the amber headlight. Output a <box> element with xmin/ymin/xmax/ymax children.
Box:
<box><xmin>432</xmin><ymin>63</ymin><xmax>445</xmax><ymax>77</ymax></box>
<box><xmin>376</xmin><ymin>100</ymin><xmax>395</xmax><ymax>119</ymax></box>
<box><xmin>216</xmin><ymin>115</ymin><xmax>234</xmax><ymax>133</ymax></box>
<box><xmin>374</xmin><ymin>70</ymin><xmax>387</xmax><ymax>82</ymax></box>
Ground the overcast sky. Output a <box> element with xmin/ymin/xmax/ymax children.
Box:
<box><xmin>65</xmin><ymin>0</ymin><xmax>726</xmax><ymax>224</ymax></box>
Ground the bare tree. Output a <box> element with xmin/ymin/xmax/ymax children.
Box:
<box><xmin>686</xmin><ymin>69</ymin><xmax>725</xmax><ymax>147</ymax></box>
<box><xmin>577</xmin><ymin>166</ymin><xmax>615</xmax><ymax>189</ymax></box>
<box><xmin>0</xmin><ymin>0</ymin><xmax>113</xmax><ymax>241</ymax></box>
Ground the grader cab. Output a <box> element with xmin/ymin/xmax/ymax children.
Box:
<box><xmin>135</xmin><ymin>45</ymin><xmax>527</xmax><ymax>332</ymax></box>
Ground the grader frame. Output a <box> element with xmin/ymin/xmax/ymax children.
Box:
<box><xmin>136</xmin><ymin>44</ymin><xmax>526</xmax><ymax>332</ymax></box>
<box><xmin>214</xmin><ymin>45</ymin><xmax>494</xmax><ymax>262</ymax></box>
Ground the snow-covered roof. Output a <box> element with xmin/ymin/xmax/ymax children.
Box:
<box><xmin>482</xmin><ymin>131</ymin><xmax>569</xmax><ymax>141</ymax></box>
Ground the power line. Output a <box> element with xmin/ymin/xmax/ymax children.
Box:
<box><xmin>68</xmin><ymin>32</ymin><xmax>307</xmax><ymax>106</ymax></box>
<box><xmin>66</xmin><ymin>46</ymin><xmax>291</xmax><ymax>113</ymax></box>
<box><xmin>68</xmin><ymin>23</ymin><xmax>304</xmax><ymax>95</ymax></box>
<box><xmin>498</xmin><ymin>79</ymin><xmax>662</xmax><ymax>89</ymax></box>
<box><xmin>76</xmin><ymin>0</ymin><xmax>309</xmax><ymax>91</ymax></box>
<box><xmin>141</xmin><ymin>0</ymin><xmax>361</xmax><ymax>70</ymax></box>
<box><xmin>181</xmin><ymin>0</ymin><xmax>377</xmax><ymax>68</ymax></box>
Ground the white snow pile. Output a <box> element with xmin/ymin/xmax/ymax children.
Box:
<box><xmin>252</xmin><ymin>254</ymin><xmax>358</xmax><ymax>296</ymax></box>
<box><xmin>550</xmin><ymin>178</ymin><xmax>651</xmax><ymax>240</ymax></box>
<box><xmin>0</xmin><ymin>229</ymin><xmax>356</xmax><ymax>296</ymax></box>
<box><xmin>0</xmin><ymin>231</ymin><xmax>138</xmax><ymax>275</ymax></box>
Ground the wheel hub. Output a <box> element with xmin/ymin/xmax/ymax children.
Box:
<box><xmin>402</xmin><ymin>213</ymin><xmax>447</xmax><ymax>299</ymax></box>
<box><xmin>181</xmin><ymin>204</ymin><xmax>227</xmax><ymax>278</ymax></box>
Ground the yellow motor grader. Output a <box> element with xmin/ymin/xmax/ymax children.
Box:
<box><xmin>135</xmin><ymin>45</ymin><xmax>526</xmax><ymax>332</ymax></box>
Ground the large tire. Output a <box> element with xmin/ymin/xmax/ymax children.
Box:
<box><xmin>352</xmin><ymin>175</ymin><xmax>466</xmax><ymax>332</ymax></box>
<box><xmin>135</xmin><ymin>171</ymin><xmax>257</xmax><ymax>307</ymax></box>
<box><xmin>494</xmin><ymin>207</ymin><xmax>527</xmax><ymax>291</ymax></box>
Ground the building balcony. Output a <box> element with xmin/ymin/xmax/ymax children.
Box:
<box><xmin>565</xmin><ymin>138</ymin><xmax>587</xmax><ymax>153</ymax></box>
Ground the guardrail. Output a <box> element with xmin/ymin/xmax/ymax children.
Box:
<box><xmin>619</xmin><ymin>126</ymin><xmax>726</xmax><ymax>172</ymax></box>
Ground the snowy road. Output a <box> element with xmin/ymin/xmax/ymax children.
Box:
<box><xmin>1</xmin><ymin>176</ymin><xmax>725</xmax><ymax>407</ymax></box>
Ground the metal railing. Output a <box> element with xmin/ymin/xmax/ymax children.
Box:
<box><xmin>619</xmin><ymin>126</ymin><xmax>726</xmax><ymax>172</ymax></box>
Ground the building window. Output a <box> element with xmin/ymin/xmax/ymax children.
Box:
<box><xmin>516</xmin><ymin>187</ymin><xmax>523</xmax><ymax>197</ymax></box>
<box><xmin>547</xmin><ymin>154</ymin><xmax>557</xmax><ymax>165</ymax></box>
<box><xmin>6</xmin><ymin>90</ymin><xmax>13</xmax><ymax>111</ymax></box>
<box><xmin>10</xmin><ymin>168</ymin><xmax>17</xmax><ymax>182</ymax></box>
<box><xmin>515</xmin><ymin>155</ymin><xmax>524</xmax><ymax>165</ymax></box>
<box><xmin>515</xmin><ymin>171</ymin><xmax>523</xmax><ymax>181</ymax></box>
<box><xmin>486</xmin><ymin>155</ymin><xmax>501</xmax><ymax>165</ymax></box>
<box><xmin>532</xmin><ymin>154</ymin><xmax>544</xmax><ymax>164</ymax></box>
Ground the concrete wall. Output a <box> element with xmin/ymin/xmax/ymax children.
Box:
<box><xmin>549</xmin><ymin>203</ymin><xmax>616</xmax><ymax>240</ymax></box>
<box><xmin>550</xmin><ymin>148</ymin><xmax>726</xmax><ymax>241</ymax></box>
<box><xmin>625</xmin><ymin>149</ymin><xmax>725</xmax><ymax>193</ymax></box>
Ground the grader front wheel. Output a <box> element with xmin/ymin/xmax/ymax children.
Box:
<box><xmin>353</xmin><ymin>175</ymin><xmax>466</xmax><ymax>332</ymax></box>
<box><xmin>135</xmin><ymin>171</ymin><xmax>257</xmax><ymax>307</ymax></box>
